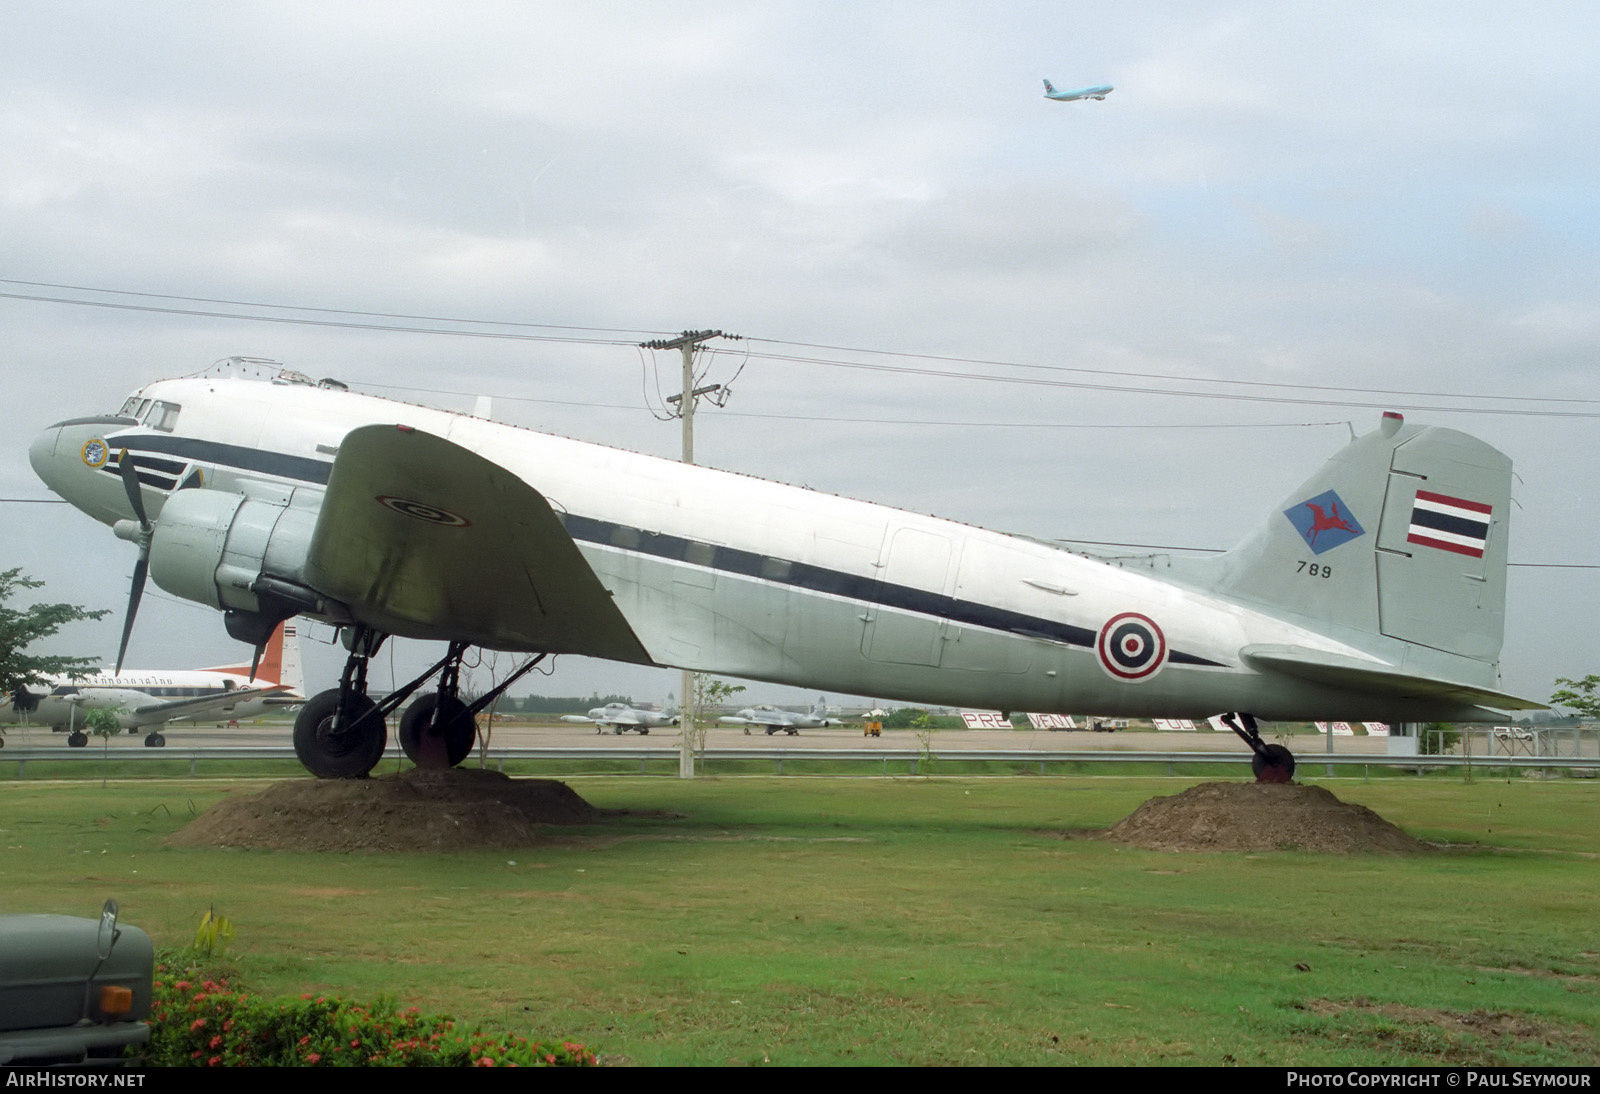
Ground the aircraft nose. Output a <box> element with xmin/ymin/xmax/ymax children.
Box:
<box><xmin>30</xmin><ymin>415</ymin><xmax>140</xmax><ymax>525</ymax></box>
<box><xmin>28</xmin><ymin>423</ymin><xmax>66</xmax><ymax>492</ymax></box>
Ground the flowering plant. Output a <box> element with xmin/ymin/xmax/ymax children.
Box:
<box><xmin>147</xmin><ymin>958</ymin><xmax>596</xmax><ymax>1067</ymax></box>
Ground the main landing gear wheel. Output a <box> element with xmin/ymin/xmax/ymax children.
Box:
<box><xmin>68</xmin><ymin>731</ymin><xmax>88</xmax><ymax>748</ymax></box>
<box><xmin>1251</xmin><ymin>743</ymin><xmax>1296</xmax><ymax>784</ymax></box>
<box><xmin>398</xmin><ymin>692</ymin><xmax>476</xmax><ymax>769</ymax></box>
<box><xmin>294</xmin><ymin>689</ymin><xmax>385</xmax><ymax>779</ymax></box>
<box><xmin>143</xmin><ymin>732</ymin><xmax>165</xmax><ymax>748</ymax></box>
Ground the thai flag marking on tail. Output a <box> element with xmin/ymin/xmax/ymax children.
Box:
<box><xmin>1406</xmin><ymin>490</ymin><xmax>1492</xmax><ymax>558</ymax></box>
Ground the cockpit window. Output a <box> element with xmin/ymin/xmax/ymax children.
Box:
<box><xmin>135</xmin><ymin>399</ymin><xmax>152</xmax><ymax>420</ymax></box>
<box><xmin>119</xmin><ymin>396</ymin><xmax>141</xmax><ymax>416</ymax></box>
<box><xmin>149</xmin><ymin>401</ymin><xmax>181</xmax><ymax>432</ymax></box>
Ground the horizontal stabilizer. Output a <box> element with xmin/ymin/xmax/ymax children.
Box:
<box><xmin>1240</xmin><ymin>644</ymin><xmax>1544</xmax><ymax>711</ymax></box>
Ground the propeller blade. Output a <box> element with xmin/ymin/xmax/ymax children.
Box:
<box><xmin>115</xmin><ymin>555</ymin><xmax>147</xmax><ymax>674</ymax></box>
<box><xmin>249</xmin><ymin>644</ymin><xmax>265</xmax><ymax>682</ymax></box>
<box><xmin>116</xmin><ymin>448</ymin><xmax>149</xmax><ymax>530</ymax></box>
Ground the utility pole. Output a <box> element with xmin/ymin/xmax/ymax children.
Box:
<box><xmin>641</xmin><ymin>329</ymin><xmax>731</xmax><ymax>777</ymax></box>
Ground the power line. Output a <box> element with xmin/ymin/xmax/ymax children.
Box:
<box><xmin>4</xmin><ymin>279</ymin><xmax>1594</xmax><ymax>418</ymax></box>
<box><xmin>749</xmin><ymin>336</ymin><xmax>1600</xmax><ymax>406</ymax></box>
<box><xmin>0</xmin><ymin>278</ymin><xmax>667</xmax><ymax>339</ymax></box>
<box><xmin>356</xmin><ymin>378</ymin><xmax>1357</xmax><ymax>430</ymax></box>
<box><xmin>735</xmin><ymin>348</ymin><xmax>1600</xmax><ymax>418</ymax></box>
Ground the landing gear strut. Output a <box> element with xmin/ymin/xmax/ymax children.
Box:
<box><xmin>1219</xmin><ymin>712</ymin><xmax>1296</xmax><ymax>784</ymax></box>
<box><xmin>292</xmin><ymin>629</ymin><xmax>550</xmax><ymax>779</ymax></box>
<box><xmin>398</xmin><ymin>642</ymin><xmax>477</xmax><ymax>769</ymax></box>
<box><xmin>293</xmin><ymin>627</ymin><xmax>386</xmax><ymax>779</ymax></box>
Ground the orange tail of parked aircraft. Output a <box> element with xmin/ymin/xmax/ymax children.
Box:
<box><xmin>202</xmin><ymin>621</ymin><xmax>304</xmax><ymax>692</ymax></box>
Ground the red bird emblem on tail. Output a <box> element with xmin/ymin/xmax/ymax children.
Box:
<box><xmin>1283</xmin><ymin>489</ymin><xmax>1366</xmax><ymax>554</ymax></box>
<box><xmin>1302</xmin><ymin>500</ymin><xmax>1358</xmax><ymax>546</ymax></box>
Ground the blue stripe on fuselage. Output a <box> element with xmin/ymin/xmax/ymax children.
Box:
<box><xmin>130</xmin><ymin>433</ymin><xmax>1224</xmax><ymax>668</ymax></box>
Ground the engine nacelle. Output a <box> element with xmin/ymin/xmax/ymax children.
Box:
<box><xmin>147</xmin><ymin>488</ymin><xmax>319</xmax><ymax>615</ymax></box>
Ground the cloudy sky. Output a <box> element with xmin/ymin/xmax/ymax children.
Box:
<box><xmin>3</xmin><ymin>1</ymin><xmax>1595</xmax><ymax>711</ymax></box>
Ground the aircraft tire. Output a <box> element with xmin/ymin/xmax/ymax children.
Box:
<box><xmin>294</xmin><ymin>690</ymin><xmax>385</xmax><ymax>779</ymax></box>
<box><xmin>1251</xmin><ymin>743</ymin><xmax>1296</xmax><ymax>784</ymax></box>
<box><xmin>144</xmin><ymin>732</ymin><xmax>166</xmax><ymax>748</ymax></box>
<box><xmin>68</xmin><ymin>731</ymin><xmax>88</xmax><ymax>748</ymax></box>
<box><xmin>398</xmin><ymin>693</ymin><xmax>476</xmax><ymax>769</ymax></box>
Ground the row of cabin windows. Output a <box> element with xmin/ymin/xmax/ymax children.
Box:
<box><xmin>117</xmin><ymin>397</ymin><xmax>182</xmax><ymax>432</ymax></box>
<box><xmin>51</xmin><ymin>685</ymin><xmax>234</xmax><ymax>697</ymax></box>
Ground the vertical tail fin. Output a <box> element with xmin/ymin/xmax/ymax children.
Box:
<box><xmin>1201</xmin><ymin>413</ymin><xmax>1511</xmax><ymax>668</ymax></box>
<box><xmin>205</xmin><ymin>620</ymin><xmax>302</xmax><ymax>690</ymax></box>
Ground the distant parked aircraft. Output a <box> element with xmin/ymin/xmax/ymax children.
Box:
<box><xmin>1</xmin><ymin>622</ymin><xmax>304</xmax><ymax>748</ymax></box>
<box><xmin>719</xmin><ymin>698</ymin><xmax>843</xmax><ymax>736</ymax></box>
<box><xmin>561</xmin><ymin>700</ymin><xmax>678</xmax><ymax>735</ymax></box>
<box><xmin>1043</xmin><ymin>78</ymin><xmax>1113</xmax><ymax>102</ymax></box>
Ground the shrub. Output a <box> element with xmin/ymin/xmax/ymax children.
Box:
<box><xmin>1419</xmin><ymin>721</ymin><xmax>1460</xmax><ymax>755</ymax></box>
<box><xmin>147</xmin><ymin>957</ymin><xmax>596</xmax><ymax>1067</ymax></box>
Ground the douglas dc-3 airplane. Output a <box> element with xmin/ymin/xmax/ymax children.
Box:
<box><xmin>1</xmin><ymin>622</ymin><xmax>303</xmax><ymax>748</ymax></box>
<box><xmin>560</xmin><ymin>700</ymin><xmax>679</xmax><ymax>735</ymax></box>
<box><xmin>1043</xmin><ymin>79</ymin><xmax>1113</xmax><ymax>102</ymax></box>
<box><xmin>719</xmin><ymin>698</ymin><xmax>843</xmax><ymax>735</ymax></box>
<box><xmin>31</xmin><ymin>364</ymin><xmax>1540</xmax><ymax>780</ymax></box>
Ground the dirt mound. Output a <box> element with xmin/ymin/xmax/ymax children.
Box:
<box><xmin>164</xmin><ymin>768</ymin><xmax>598</xmax><ymax>852</ymax></box>
<box><xmin>1105</xmin><ymin>781</ymin><xmax>1430</xmax><ymax>853</ymax></box>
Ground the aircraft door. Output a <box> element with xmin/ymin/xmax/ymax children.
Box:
<box><xmin>861</xmin><ymin>527</ymin><xmax>951</xmax><ymax>667</ymax></box>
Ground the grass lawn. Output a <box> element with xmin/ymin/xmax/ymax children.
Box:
<box><xmin>1</xmin><ymin>774</ymin><xmax>1595</xmax><ymax>1066</ymax></box>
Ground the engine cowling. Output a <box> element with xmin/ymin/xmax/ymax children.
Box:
<box><xmin>147</xmin><ymin>488</ymin><xmax>320</xmax><ymax>615</ymax></box>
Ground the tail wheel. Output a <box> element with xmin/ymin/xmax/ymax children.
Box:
<box><xmin>1252</xmin><ymin>743</ymin><xmax>1296</xmax><ymax>784</ymax></box>
<box><xmin>399</xmin><ymin>693</ymin><xmax>476</xmax><ymax>769</ymax></box>
<box><xmin>294</xmin><ymin>689</ymin><xmax>385</xmax><ymax>779</ymax></box>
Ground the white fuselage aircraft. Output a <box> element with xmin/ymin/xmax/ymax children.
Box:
<box><xmin>1043</xmin><ymin>79</ymin><xmax>1113</xmax><ymax>101</ymax></box>
<box><xmin>30</xmin><ymin>367</ymin><xmax>1538</xmax><ymax>778</ymax></box>
<box><xmin>561</xmin><ymin>701</ymin><xmax>679</xmax><ymax>735</ymax></box>
<box><xmin>1</xmin><ymin>622</ymin><xmax>304</xmax><ymax>747</ymax></box>
<box><xmin>720</xmin><ymin>698</ymin><xmax>843</xmax><ymax>735</ymax></box>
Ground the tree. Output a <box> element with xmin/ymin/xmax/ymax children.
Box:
<box><xmin>83</xmin><ymin>706</ymin><xmax>124</xmax><ymax>765</ymax></box>
<box><xmin>0</xmin><ymin>568</ymin><xmax>108</xmax><ymax>700</ymax></box>
<box><xmin>1550</xmin><ymin>675</ymin><xmax>1600</xmax><ymax>721</ymax></box>
<box><xmin>688</xmin><ymin>677</ymin><xmax>744</xmax><ymax>750</ymax></box>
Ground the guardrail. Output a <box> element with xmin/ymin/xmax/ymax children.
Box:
<box><xmin>2</xmin><ymin>745</ymin><xmax>1595</xmax><ymax>779</ymax></box>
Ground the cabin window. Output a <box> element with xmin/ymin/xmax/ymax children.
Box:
<box><xmin>610</xmin><ymin>526</ymin><xmax>641</xmax><ymax>549</ymax></box>
<box><xmin>760</xmin><ymin>557</ymin><xmax>792</xmax><ymax>581</ymax></box>
<box><xmin>684</xmin><ymin>541</ymin><xmax>717</xmax><ymax>567</ymax></box>
<box><xmin>148</xmin><ymin>401</ymin><xmax>181</xmax><ymax>432</ymax></box>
